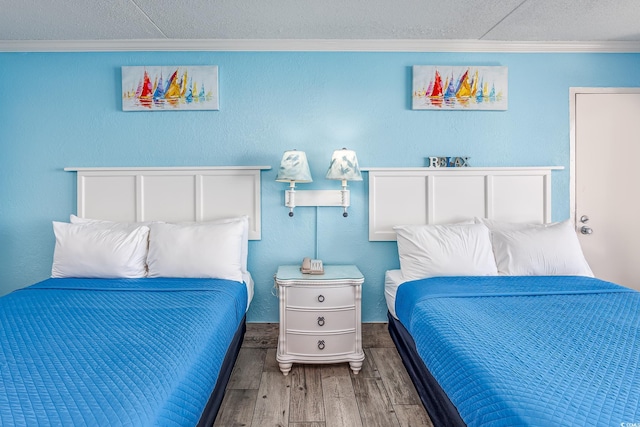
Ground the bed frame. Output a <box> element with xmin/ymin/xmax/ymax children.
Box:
<box><xmin>65</xmin><ymin>165</ymin><xmax>269</xmax><ymax>425</ymax></box>
<box><xmin>64</xmin><ymin>166</ymin><xmax>270</xmax><ymax>239</ymax></box>
<box><xmin>388</xmin><ymin>313</ymin><xmax>465</xmax><ymax>427</ymax></box>
<box><xmin>365</xmin><ymin>166</ymin><xmax>562</xmax><ymax>241</ymax></box>
<box><xmin>198</xmin><ymin>317</ymin><xmax>246</xmax><ymax>426</ymax></box>
<box><xmin>366</xmin><ymin>166</ymin><xmax>562</xmax><ymax>426</ymax></box>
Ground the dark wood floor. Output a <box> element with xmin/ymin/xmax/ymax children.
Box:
<box><xmin>214</xmin><ymin>323</ymin><xmax>433</xmax><ymax>427</ymax></box>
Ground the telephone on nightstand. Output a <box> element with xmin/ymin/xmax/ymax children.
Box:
<box><xmin>301</xmin><ymin>257</ymin><xmax>324</xmax><ymax>274</ymax></box>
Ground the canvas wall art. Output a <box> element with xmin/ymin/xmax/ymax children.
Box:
<box><xmin>412</xmin><ymin>66</ymin><xmax>507</xmax><ymax>110</ymax></box>
<box><xmin>122</xmin><ymin>66</ymin><xmax>219</xmax><ymax>111</ymax></box>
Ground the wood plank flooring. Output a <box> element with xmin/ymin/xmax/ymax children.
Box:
<box><xmin>214</xmin><ymin>323</ymin><xmax>433</xmax><ymax>427</ymax></box>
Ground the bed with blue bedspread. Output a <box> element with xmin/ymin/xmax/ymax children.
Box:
<box><xmin>392</xmin><ymin>275</ymin><xmax>640</xmax><ymax>426</ymax></box>
<box><xmin>0</xmin><ymin>277</ymin><xmax>248</xmax><ymax>426</ymax></box>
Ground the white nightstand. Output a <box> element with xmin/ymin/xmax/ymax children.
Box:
<box><xmin>275</xmin><ymin>265</ymin><xmax>365</xmax><ymax>375</ymax></box>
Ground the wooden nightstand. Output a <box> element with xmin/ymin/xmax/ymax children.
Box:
<box><xmin>275</xmin><ymin>265</ymin><xmax>365</xmax><ymax>375</ymax></box>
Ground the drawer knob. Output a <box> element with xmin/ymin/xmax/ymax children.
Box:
<box><xmin>317</xmin><ymin>295</ymin><xmax>325</xmax><ymax>303</ymax></box>
<box><xmin>317</xmin><ymin>340</ymin><xmax>325</xmax><ymax>350</ymax></box>
<box><xmin>317</xmin><ymin>316</ymin><xmax>325</xmax><ymax>326</ymax></box>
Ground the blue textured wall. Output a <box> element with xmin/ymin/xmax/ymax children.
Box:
<box><xmin>1</xmin><ymin>51</ymin><xmax>640</xmax><ymax>322</ymax></box>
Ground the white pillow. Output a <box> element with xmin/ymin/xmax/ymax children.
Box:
<box><xmin>51</xmin><ymin>222</ymin><xmax>149</xmax><ymax>278</ymax></box>
<box><xmin>204</xmin><ymin>216</ymin><xmax>249</xmax><ymax>273</ymax></box>
<box><xmin>394</xmin><ymin>223</ymin><xmax>498</xmax><ymax>281</ymax></box>
<box><xmin>70</xmin><ymin>215</ymin><xmax>249</xmax><ymax>273</ymax></box>
<box><xmin>490</xmin><ymin>220</ymin><xmax>594</xmax><ymax>277</ymax></box>
<box><xmin>71</xmin><ymin>214</ymin><xmax>118</xmax><ymax>225</ymax></box>
<box><xmin>475</xmin><ymin>217</ymin><xmax>552</xmax><ymax>231</ymax></box>
<box><xmin>147</xmin><ymin>221</ymin><xmax>244</xmax><ymax>282</ymax></box>
<box><xmin>69</xmin><ymin>214</ymin><xmax>161</xmax><ymax>233</ymax></box>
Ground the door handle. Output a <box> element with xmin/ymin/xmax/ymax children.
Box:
<box><xmin>580</xmin><ymin>215</ymin><xmax>589</xmax><ymax>223</ymax></box>
<box><xmin>581</xmin><ymin>226</ymin><xmax>593</xmax><ymax>235</ymax></box>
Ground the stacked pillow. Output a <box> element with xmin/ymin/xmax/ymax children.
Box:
<box><xmin>146</xmin><ymin>221</ymin><xmax>244</xmax><ymax>282</ymax></box>
<box><xmin>51</xmin><ymin>215</ymin><xmax>249</xmax><ymax>282</ymax></box>
<box><xmin>394</xmin><ymin>218</ymin><xmax>593</xmax><ymax>281</ymax></box>
<box><xmin>51</xmin><ymin>221</ymin><xmax>150</xmax><ymax>279</ymax></box>
<box><xmin>477</xmin><ymin>218</ymin><xmax>593</xmax><ymax>277</ymax></box>
<box><xmin>394</xmin><ymin>223</ymin><xmax>497</xmax><ymax>281</ymax></box>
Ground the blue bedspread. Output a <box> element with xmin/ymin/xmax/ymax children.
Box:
<box><xmin>0</xmin><ymin>277</ymin><xmax>247</xmax><ymax>426</ymax></box>
<box><xmin>396</xmin><ymin>276</ymin><xmax>640</xmax><ymax>426</ymax></box>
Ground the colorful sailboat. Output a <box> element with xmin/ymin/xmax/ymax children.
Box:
<box><xmin>134</xmin><ymin>79</ymin><xmax>143</xmax><ymax>98</ymax></box>
<box><xmin>443</xmin><ymin>74</ymin><xmax>456</xmax><ymax>106</ymax></box>
<box><xmin>425</xmin><ymin>80</ymin><xmax>433</xmax><ymax>98</ymax></box>
<box><xmin>185</xmin><ymin>79</ymin><xmax>194</xmax><ymax>103</ymax></box>
<box><xmin>429</xmin><ymin>70</ymin><xmax>444</xmax><ymax>106</ymax></box>
<box><xmin>469</xmin><ymin>70</ymin><xmax>478</xmax><ymax>98</ymax></box>
<box><xmin>164</xmin><ymin>72</ymin><xmax>172</xmax><ymax>95</ymax></box>
<box><xmin>165</xmin><ymin>70</ymin><xmax>182</xmax><ymax>102</ymax></box>
<box><xmin>180</xmin><ymin>71</ymin><xmax>188</xmax><ymax>98</ymax></box>
<box><xmin>136</xmin><ymin>71</ymin><xmax>153</xmax><ymax>107</ymax></box>
<box><xmin>139</xmin><ymin>71</ymin><xmax>153</xmax><ymax>98</ymax></box>
<box><xmin>455</xmin><ymin>69</ymin><xmax>471</xmax><ymax>100</ymax></box>
<box><xmin>444</xmin><ymin>74</ymin><xmax>456</xmax><ymax>99</ymax></box>
<box><xmin>153</xmin><ymin>73</ymin><xmax>165</xmax><ymax>100</ymax></box>
<box><xmin>476</xmin><ymin>79</ymin><xmax>484</xmax><ymax>104</ymax></box>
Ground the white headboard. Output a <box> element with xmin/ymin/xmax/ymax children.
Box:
<box><xmin>64</xmin><ymin>166</ymin><xmax>271</xmax><ymax>240</ymax></box>
<box><xmin>366</xmin><ymin>166</ymin><xmax>563</xmax><ymax>241</ymax></box>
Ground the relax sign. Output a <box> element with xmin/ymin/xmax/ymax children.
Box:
<box><xmin>428</xmin><ymin>157</ymin><xmax>470</xmax><ymax>167</ymax></box>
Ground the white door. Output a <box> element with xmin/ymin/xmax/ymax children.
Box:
<box><xmin>571</xmin><ymin>88</ymin><xmax>640</xmax><ymax>290</ymax></box>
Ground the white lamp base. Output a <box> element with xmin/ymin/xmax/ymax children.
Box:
<box><xmin>284</xmin><ymin>188</ymin><xmax>351</xmax><ymax>217</ymax></box>
<box><xmin>286</xmin><ymin>189</ymin><xmax>349</xmax><ymax>207</ymax></box>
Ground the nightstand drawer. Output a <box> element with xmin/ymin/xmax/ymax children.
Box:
<box><xmin>285</xmin><ymin>332</ymin><xmax>356</xmax><ymax>356</ymax></box>
<box><xmin>285</xmin><ymin>308</ymin><xmax>356</xmax><ymax>333</ymax></box>
<box><xmin>286</xmin><ymin>286</ymin><xmax>355</xmax><ymax>309</ymax></box>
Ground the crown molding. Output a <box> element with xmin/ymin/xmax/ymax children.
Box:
<box><xmin>2</xmin><ymin>38</ymin><xmax>640</xmax><ymax>53</ymax></box>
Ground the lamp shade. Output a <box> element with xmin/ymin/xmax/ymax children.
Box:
<box><xmin>325</xmin><ymin>148</ymin><xmax>362</xmax><ymax>181</ymax></box>
<box><xmin>275</xmin><ymin>150</ymin><xmax>313</xmax><ymax>183</ymax></box>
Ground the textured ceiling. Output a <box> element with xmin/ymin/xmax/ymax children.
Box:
<box><xmin>1</xmin><ymin>0</ymin><xmax>639</xmax><ymax>43</ymax></box>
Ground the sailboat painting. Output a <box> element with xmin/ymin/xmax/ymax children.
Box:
<box><xmin>122</xmin><ymin>66</ymin><xmax>219</xmax><ymax>111</ymax></box>
<box><xmin>412</xmin><ymin>66</ymin><xmax>507</xmax><ymax>110</ymax></box>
